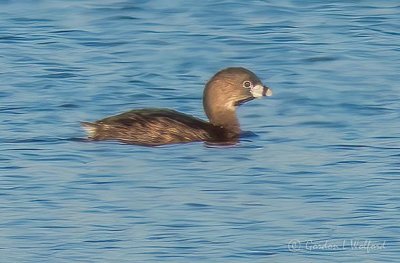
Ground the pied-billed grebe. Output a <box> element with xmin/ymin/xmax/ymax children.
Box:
<box><xmin>81</xmin><ymin>67</ymin><xmax>272</xmax><ymax>146</ymax></box>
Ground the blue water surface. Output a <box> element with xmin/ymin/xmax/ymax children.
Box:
<box><xmin>1</xmin><ymin>0</ymin><xmax>399</xmax><ymax>262</ymax></box>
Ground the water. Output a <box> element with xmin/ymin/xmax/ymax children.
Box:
<box><xmin>1</xmin><ymin>0</ymin><xmax>399</xmax><ymax>262</ymax></box>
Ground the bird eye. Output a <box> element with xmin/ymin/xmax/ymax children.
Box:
<box><xmin>243</xmin><ymin>81</ymin><xmax>253</xmax><ymax>89</ymax></box>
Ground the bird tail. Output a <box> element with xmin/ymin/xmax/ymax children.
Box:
<box><xmin>80</xmin><ymin>122</ymin><xmax>98</xmax><ymax>138</ymax></box>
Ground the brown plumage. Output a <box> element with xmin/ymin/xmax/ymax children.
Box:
<box><xmin>81</xmin><ymin>67</ymin><xmax>272</xmax><ymax>146</ymax></box>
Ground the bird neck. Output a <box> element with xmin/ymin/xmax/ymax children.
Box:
<box><xmin>203</xmin><ymin>101</ymin><xmax>241</xmax><ymax>134</ymax></box>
